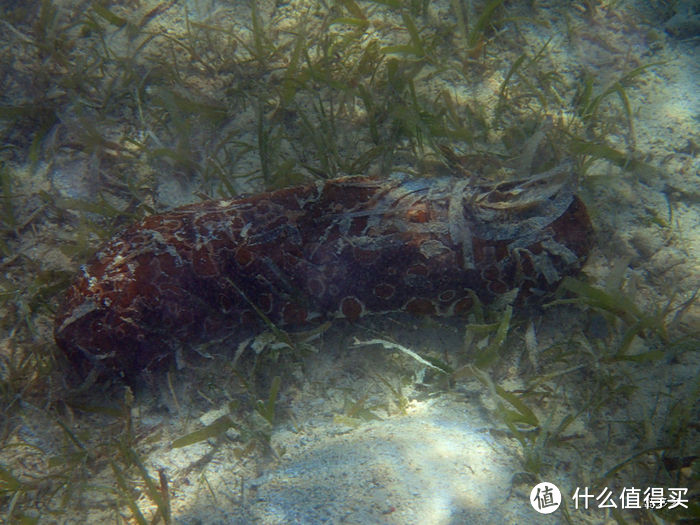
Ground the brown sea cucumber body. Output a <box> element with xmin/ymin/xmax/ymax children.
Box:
<box><xmin>54</xmin><ymin>168</ymin><xmax>592</xmax><ymax>379</ymax></box>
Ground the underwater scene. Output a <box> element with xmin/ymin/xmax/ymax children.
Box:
<box><xmin>0</xmin><ymin>0</ymin><xmax>698</xmax><ymax>523</ymax></box>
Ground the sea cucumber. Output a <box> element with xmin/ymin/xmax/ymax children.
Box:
<box><xmin>54</xmin><ymin>167</ymin><xmax>592</xmax><ymax>379</ymax></box>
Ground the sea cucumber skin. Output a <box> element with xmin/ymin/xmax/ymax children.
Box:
<box><xmin>54</xmin><ymin>172</ymin><xmax>592</xmax><ymax>378</ymax></box>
